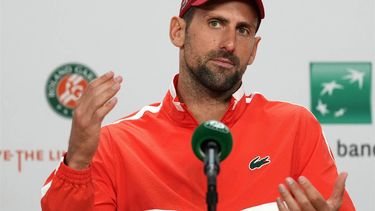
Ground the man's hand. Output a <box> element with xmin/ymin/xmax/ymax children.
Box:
<box><xmin>65</xmin><ymin>71</ymin><xmax>123</xmax><ymax>170</ymax></box>
<box><xmin>276</xmin><ymin>172</ymin><xmax>348</xmax><ymax>211</ymax></box>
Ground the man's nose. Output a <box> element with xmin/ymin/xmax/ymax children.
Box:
<box><xmin>219</xmin><ymin>28</ymin><xmax>236</xmax><ymax>53</ymax></box>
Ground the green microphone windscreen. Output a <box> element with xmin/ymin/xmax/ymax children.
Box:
<box><xmin>192</xmin><ymin>120</ymin><xmax>233</xmax><ymax>161</ymax></box>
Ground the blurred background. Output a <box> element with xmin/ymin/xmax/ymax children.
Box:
<box><xmin>1</xmin><ymin>0</ymin><xmax>374</xmax><ymax>210</ymax></box>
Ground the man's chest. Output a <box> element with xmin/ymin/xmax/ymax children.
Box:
<box><xmin>114</xmin><ymin>122</ymin><xmax>297</xmax><ymax>210</ymax></box>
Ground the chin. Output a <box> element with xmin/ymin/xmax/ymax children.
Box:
<box><xmin>201</xmin><ymin>73</ymin><xmax>240</xmax><ymax>92</ymax></box>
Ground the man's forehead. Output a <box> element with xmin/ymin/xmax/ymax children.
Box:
<box><xmin>198</xmin><ymin>1</ymin><xmax>258</xmax><ymax>18</ymax></box>
<box><xmin>194</xmin><ymin>1</ymin><xmax>259</xmax><ymax>25</ymax></box>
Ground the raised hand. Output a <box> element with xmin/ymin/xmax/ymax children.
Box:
<box><xmin>65</xmin><ymin>71</ymin><xmax>123</xmax><ymax>170</ymax></box>
<box><xmin>276</xmin><ymin>172</ymin><xmax>348</xmax><ymax>211</ymax></box>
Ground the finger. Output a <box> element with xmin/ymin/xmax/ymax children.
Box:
<box><xmin>90</xmin><ymin>71</ymin><xmax>115</xmax><ymax>88</ymax></box>
<box><xmin>87</xmin><ymin>76</ymin><xmax>122</xmax><ymax>111</ymax></box>
<box><xmin>81</xmin><ymin>75</ymin><xmax>122</xmax><ymax>116</ymax></box>
<box><xmin>276</xmin><ymin>197</ymin><xmax>288</xmax><ymax>211</ymax></box>
<box><xmin>327</xmin><ymin>172</ymin><xmax>347</xmax><ymax>209</ymax></box>
<box><xmin>77</xmin><ymin>71</ymin><xmax>115</xmax><ymax>104</ymax></box>
<box><xmin>298</xmin><ymin>176</ymin><xmax>327</xmax><ymax>210</ymax></box>
<box><xmin>278</xmin><ymin>184</ymin><xmax>300</xmax><ymax>211</ymax></box>
<box><xmin>73</xmin><ymin>76</ymin><xmax>122</xmax><ymax>126</ymax></box>
<box><xmin>285</xmin><ymin>177</ymin><xmax>316</xmax><ymax>211</ymax></box>
<box><xmin>95</xmin><ymin>75</ymin><xmax>123</xmax><ymax>95</ymax></box>
<box><xmin>94</xmin><ymin>97</ymin><xmax>118</xmax><ymax>121</ymax></box>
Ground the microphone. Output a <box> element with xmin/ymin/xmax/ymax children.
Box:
<box><xmin>192</xmin><ymin>120</ymin><xmax>233</xmax><ymax>211</ymax></box>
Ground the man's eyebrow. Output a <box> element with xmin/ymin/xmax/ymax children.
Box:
<box><xmin>205</xmin><ymin>14</ymin><xmax>229</xmax><ymax>24</ymax></box>
<box><xmin>204</xmin><ymin>14</ymin><xmax>256</xmax><ymax>29</ymax></box>
<box><xmin>237</xmin><ymin>21</ymin><xmax>256</xmax><ymax>30</ymax></box>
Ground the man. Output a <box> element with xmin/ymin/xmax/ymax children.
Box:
<box><xmin>41</xmin><ymin>0</ymin><xmax>355</xmax><ymax>210</ymax></box>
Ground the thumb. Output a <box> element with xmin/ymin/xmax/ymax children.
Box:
<box><xmin>327</xmin><ymin>172</ymin><xmax>348</xmax><ymax>209</ymax></box>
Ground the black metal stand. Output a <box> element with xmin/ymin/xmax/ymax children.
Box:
<box><xmin>204</xmin><ymin>142</ymin><xmax>220</xmax><ymax>211</ymax></box>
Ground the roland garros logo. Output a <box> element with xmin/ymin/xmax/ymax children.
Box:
<box><xmin>46</xmin><ymin>63</ymin><xmax>97</xmax><ymax>118</ymax></box>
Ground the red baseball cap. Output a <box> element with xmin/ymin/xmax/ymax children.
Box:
<box><xmin>179</xmin><ymin>0</ymin><xmax>265</xmax><ymax>19</ymax></box>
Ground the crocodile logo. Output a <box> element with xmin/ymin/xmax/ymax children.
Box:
<box><xmin>249</xmin><ymin>156</ymin><xmax>271</xmax><ymax>170</ymax></box>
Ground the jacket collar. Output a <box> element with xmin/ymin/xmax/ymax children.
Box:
<box><xmin>162</xmin><ymin>74</ymin><xmax>247</xmax><ymax>127</ymax></box>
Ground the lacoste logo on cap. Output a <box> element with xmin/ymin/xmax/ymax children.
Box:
<box><xmin>249</xmin><ymin>156</ymin><xmax>271</xmax><ymax>170</ymax></box>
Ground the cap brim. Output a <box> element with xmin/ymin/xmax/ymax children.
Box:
<box><xmin>180</xmin><ymin>0</ymin><xmax>264</xmax><ymax>19</ymax></box>
<box><xmin>191</xmin><ymin>0</ymin><xmax>209</xmax><ymax>6</ymax></box>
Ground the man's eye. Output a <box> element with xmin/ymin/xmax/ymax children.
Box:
<box><xmin>238</xmin><ymin>27</ymin><xmax>250</xmax><ymax>36</ymax></box>
<box><xmin>208</xmin><ymin>20</ymin><xmax>221</xmax><ymax>28</ymax></box>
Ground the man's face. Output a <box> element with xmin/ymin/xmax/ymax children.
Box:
<box><xmin>182</xmin><ymin>0</ymin><xmax>260</xmax><ymax>92</ymax></box>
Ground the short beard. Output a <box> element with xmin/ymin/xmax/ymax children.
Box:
<box><xmin>184</xmin><ymin>48</ymin><xmax>245</xmax><ymax>93</ymax></box>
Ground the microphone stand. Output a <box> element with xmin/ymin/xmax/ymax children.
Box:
<box><xmin>204</xmin><ymin>141</ymin><xmax>220</xmax><ymax>211</ymax></box>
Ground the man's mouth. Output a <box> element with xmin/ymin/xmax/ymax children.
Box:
<box><xmin>210</xmin><ymin>57</ymin><xmax>235</xmax><ymax>69</ymax></box>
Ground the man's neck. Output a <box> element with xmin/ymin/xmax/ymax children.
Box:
<box><xmin>176</xmin><ymin>69</ymin><xmax>240</xmax><ymax>123</ymax></box>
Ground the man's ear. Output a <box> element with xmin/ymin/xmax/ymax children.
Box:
<box><xmin>247</xmin><ymin>36</ymin><xmax>261</xmax><ymax>65</ymax></box>
<box><xmin>169</xmin><ymin>16</ymin><xmax>186</xmax><ymax>48</ymax></box>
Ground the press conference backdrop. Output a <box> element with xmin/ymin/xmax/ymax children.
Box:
<box><xmin>1</xmin><ymin>0</ymin><xmax>374</xmax><ymax>210</ymax></box>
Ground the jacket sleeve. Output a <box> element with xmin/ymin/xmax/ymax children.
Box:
<box><xmin>292</xmin><ymin>108</ymin><xmax>356</xmax><ymax>211</ymax></box>
<box><xmin>41</xmin><ymin>127</ymin><xmax>117</xmax><ymax>211</ymax></box>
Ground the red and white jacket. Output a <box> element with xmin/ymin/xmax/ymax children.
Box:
<box><xmin>41</xmin><ymin>75</ymin><xmax>355</xmax><ymax>211</ymax></box>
